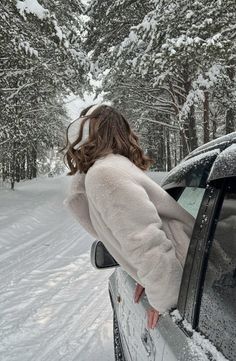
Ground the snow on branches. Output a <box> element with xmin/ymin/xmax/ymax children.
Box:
<box><xmin>16</xmin><ymin>0</ymin><xmax>49</xmax><ymax>21</ymax></box>
<box><xmin>85</xmin><ymin>0</ymin><xmax>235</xmax><ymax>167</ymax></box>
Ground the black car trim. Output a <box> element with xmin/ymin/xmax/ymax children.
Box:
<box><xmin>183</xmin><ymin>185</ymin><xmax>223</xmax><ymax>325</ymax></box>
<box><xmin>190</xmin><ymin>183</ymin><xmax>226</xmax><ymax>328</ymax></box>
<box><xmin>162</xmin><ymin>184</ymin><xmax>210</xmax><ymax>317</ymax></box>
<box><xmin>194</xmin><ymin>179</ymin><xmax>232</xmax><ymax>327</ymax></box>
<box><xmin>179</xmin><ymin>185</ymin><xmax>221</xmax><ymax>322</ymax></box>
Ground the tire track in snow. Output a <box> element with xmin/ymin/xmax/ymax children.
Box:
<box><xmin>33</xmin><ymin>273</ymin><xmax>112</xmax><ymax>361</ymax></box>
<box><xmin>0</xmin><ymin>253</ymin><xmax>113</xmax><ymax>361</ymax></box>
<box><xmin>0</xmin><ymin>223</ymin><xmax>89</xmax><ymax>288</ymax></box>
<box><xmin>0</xmin><ymin>176</ymin><xmax>115</xmax><ymax>361</ymax></box>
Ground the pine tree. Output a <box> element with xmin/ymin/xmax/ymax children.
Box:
<box><xmin>114</xmin><ymin>0</ymin><xmax>236</xmax><ymax>152</ymax></box>
<box><xmin>85</xmin><ymin>0</ymin><xmax>236</xmax><ymax>167</ymax></box>
<box><xmin>0</xmin><ymin>0</ymin><xmax>88</xmax><ymax>187</ymax></box>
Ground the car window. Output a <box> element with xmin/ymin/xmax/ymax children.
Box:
<box><xmin>177</xmin><ymin>187</ymin><xmax>205</xmax><ymax>218</ymax></box>
<box><xmin>161</xmin><ymin>149</ymin><xmax>219</xmax><ymax>188</ymax></box>
<box><xmin>198</xmin><ymin>191</ymin><xmax>236</xmax><ymax>361</ymax></box>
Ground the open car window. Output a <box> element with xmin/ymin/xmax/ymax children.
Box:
<box><xmin>163</xmin><ymin>150</ymin><xmax>218</xmax><ymax>219</ymax></box>
<box><xmin>177</xmin><ymin>187</ymin><xmax>205</xmax><ymax>218</ymax></box>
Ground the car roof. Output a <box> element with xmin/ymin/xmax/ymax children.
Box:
<box><xmin>184</xmin><ymin>132</ymin><xmax>236</xmax><ymax>161</ymax></box>
<box><xmin>162</xmin><ymin>132</ymin><xmax>236</xmax><ymax>188</ymax></box>
<box><xmin>208</xmin><ymin>143</ymin><xmax>236</xmax><ymax>182</ymax></box>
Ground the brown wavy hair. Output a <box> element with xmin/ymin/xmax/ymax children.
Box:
<box><xmin>61</xmin><ymin>104</ymin><xmax>154</xmax><ymax>175</ymax></box>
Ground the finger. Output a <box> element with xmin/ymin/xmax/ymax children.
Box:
<box><xmin>147</xmin><ymin>309</ymin><xmax>153</xmax><ymax>329</ymax></box>
<box><xmin>152</xmin><ymin>311</ymin><xmax>159</xmax><ymax>329</ymax></box>
<box><xmin>136</xmin><ymin>287</ymin><xmax>144</xmax><ymax>303</ymax></box>
<box><xmin>147</xmin><ymin>309</ymin><xmax>159</xmax><ymax>329</ymax></box>
<box><xmin>134</xmin><ymin>285</ymin><xmax>144</xmax><ymax>303</ymax></box>
<box><xmin>134</xmin><ymin>284</ymin><xmax>140</xmax><ymax>299</ymax></box>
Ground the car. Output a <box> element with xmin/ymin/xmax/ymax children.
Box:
<box><xmin>90</xmin><ymin>132</ymin><xmax>236</xmax><ymax>361</ymax></box>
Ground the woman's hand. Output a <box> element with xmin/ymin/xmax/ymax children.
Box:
<box><xmin>134</xmin><ymin>283</ymin><xmax>160</xmax><ymax>329</ymax></box>
<box><xmin>147</xmin><ymin>307</ymin><xmax>160</xmax><ymax>329</ymax></box>
<box><xmin>134</xmin><ymin>283</ymin><xmax>145</xmax><ymax>303</ymax></box>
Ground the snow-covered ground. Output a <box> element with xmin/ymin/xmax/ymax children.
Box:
<box><xmin>0</xmin><ymin>175</ymin><xmax>114</xmax><ymax>361</ymax></box>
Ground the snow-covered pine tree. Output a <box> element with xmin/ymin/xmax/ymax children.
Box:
<box><xmin>84</xmin><ymin>0</ymin><xmax>236</xmax><ymax>168</ymax></box>
<box><xmin>0</xmin><ymin>0</ymin><xmax>88</xmax><ymax>188</ymax></box>
<box><xmin>84</xmin><ymin>0</ymin><xmax>170</xmax><ymax>169</ymax></box>
<box><xmin>84</xmin><ymin>0</ymin><xmax>153</xmax><ymax>70</ymax></box>
<box><xmin>114</xmin><ymin>0</ymin><xmax>236</xmax><ymax>154</ymax></box>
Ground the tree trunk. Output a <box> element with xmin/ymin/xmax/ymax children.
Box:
<box><xmin>11</xmin><ymin>180</ymin><xmax>15</xmax><ymax>190</ymax></box>
<box><xmin>188</xmin><ymin>104</ymin><xmax>198</xmax><ymax>151</ymax></box>
<box><xmin>226</xmin><ymin>108</ymin><xmax>235</xmax><ymax>134</ymax></box>
<box><xmin>211</xmin><ymin>115</ymin><xmax>217</xmax><ymax>139</ymax></box>
<box><xmin>226</xmin><ymin>64</ymin><xmax>235</xmax><ymax>134</ymax></box>
<box><xmin>179</xmin><ymin>130</ymin><xmax>184</xmax><ymax>160</ymax></box>
<box><xmin>181</xmin><ymin>64</ymin><xmax>198</xmax><ymax>154</ymax></box>
<box><xmin>26</xmin><ymin>148</ymin><xmax>32</xmax><ymax>179</ymax></box>
<box><xmin>20</xmin><ymin>154</ymin><xmax>26</xmax><ymax>180</ymax></box>
<box><xmin>159</xmin><ymin>126</ymin><xmax>165</xmax><ymax>171</ymax></box>
<box><xmin>10</xmin><ymin>140</ymin><xmax>16</xmax><ymax>190</ymax></box>
<box><xmin>166</xmin><ymin>128</ymin><xmax>171</xmax><ymax>171</ymax></box>
<box><xmin>174</xmin><ymin>132</ymin><xmax>178</xmax><ymax>166</ymax></box>
<box><xmin>181</xmin><ymin>120</ymin><xmax>190</xmax><ymax>158</ymax></box>
<box><xmin>15</xmin><ymin>144</ymin><xmax>20</xmax><ymax>182</ymax></box>
<box><xmin>203</xmin><ymin>91</ymin><xmax>210</xmax><ymax>143</ymax></box>
<box><xmin>32</xmin><ymin>144</ymin><xmax>37</xmax><ymax>178</ymax></box>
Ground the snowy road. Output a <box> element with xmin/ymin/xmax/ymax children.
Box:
<box><xmin>0</xmin><ymin>175</ymin><xmax>114</xmax><ymax>361</ymax></box>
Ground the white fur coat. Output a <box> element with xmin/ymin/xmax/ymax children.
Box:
<box><xmin>63</xmin><ymin>153</ymin><xmax>195</xmax><ymax>313</ymax></box>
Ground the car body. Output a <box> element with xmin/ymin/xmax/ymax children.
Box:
<box><xmin>91</xmin><ymin>132</ymin><xmax>236</xmax><ymax>361</ymax></box>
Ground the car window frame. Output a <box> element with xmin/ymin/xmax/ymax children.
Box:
<box><xmin>162</xmin><ymin>150</ymin><xmax>228</xmax><ymax>327</ymax></box>
<box><xmin>163</xmin><ymin>183</ymin><xmax>221</xmax><ymax>323</ymax></box>
<box><xmin>180</xmin><ymin>181</ymin><xmax>225</xmax><ymax>327</ymax></box>
<box><xmin>193</xmin><ymin>179</ymin><xmax>236</xmax><ymax>361</ymax></box>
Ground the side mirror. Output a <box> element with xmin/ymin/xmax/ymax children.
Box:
<box><xmin>90</xmin><ymin>240</ymin><xmax>120</xmax><ymax>269</ymax></box>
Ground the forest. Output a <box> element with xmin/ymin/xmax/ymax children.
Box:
<box><xmin>1</xmin><ymin>0</ymin><xmax>235</xmax><ymax>188</ymax></box>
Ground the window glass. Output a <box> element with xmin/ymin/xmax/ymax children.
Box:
<box><xmin>177</xmin><ymin>187</ymin><xmax>205</xmax><ymax>218</ymax></box>
<box><xmin>198</xmin><ymin>191</ymin><xmax>236</xmax><ymax>361</ymax></box>
<box><xmin>162</xmin><ymin>149</ymin><xmax>219</xmax><ymax>188</ymax></box>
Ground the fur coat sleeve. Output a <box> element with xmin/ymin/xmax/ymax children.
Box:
<box><xmin>85</xmin><ymin>165</ymin><xmax>183</xmax><ymax>314</ymax></box>
<box><xmin>63</xmin><ymin>172</ymin><xmax>98</xmax><ymax>239</ymax></box>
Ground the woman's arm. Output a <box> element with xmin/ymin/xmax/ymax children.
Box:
<box><xmin>86</xmin><ymin>165</ymin><xmax>183</xmax><ymax>314</ymax></box>
<box><xmin>63</xmin><ymin>172</ymin><xmax>98</xmax><ymax>239</ymax></box>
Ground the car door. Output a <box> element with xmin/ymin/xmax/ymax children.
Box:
<box><xmin>159</xmin><ymin>179</ymin><xmax>229</xmax><ymax>361</ymax></box>
<box><xmin>160</xmin><ymin>159</ymin><xmax>236</xmax><ymax>359</ymax></box>
<box><xmin>111</xmin><ymin>149</ymin><xmax>221</xmax><ymax>361</ymax></box>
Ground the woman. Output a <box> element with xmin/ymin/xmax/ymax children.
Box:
<box><xmin>63</xmin><ymin>104</ymin><xmax>194</xmax><ymax>329</ymax></box>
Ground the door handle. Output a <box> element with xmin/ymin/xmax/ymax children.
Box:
<box><xmin>141</xmin><ymin>328</ymin><xmax>154</xmax><ymax>357</ymax></box>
